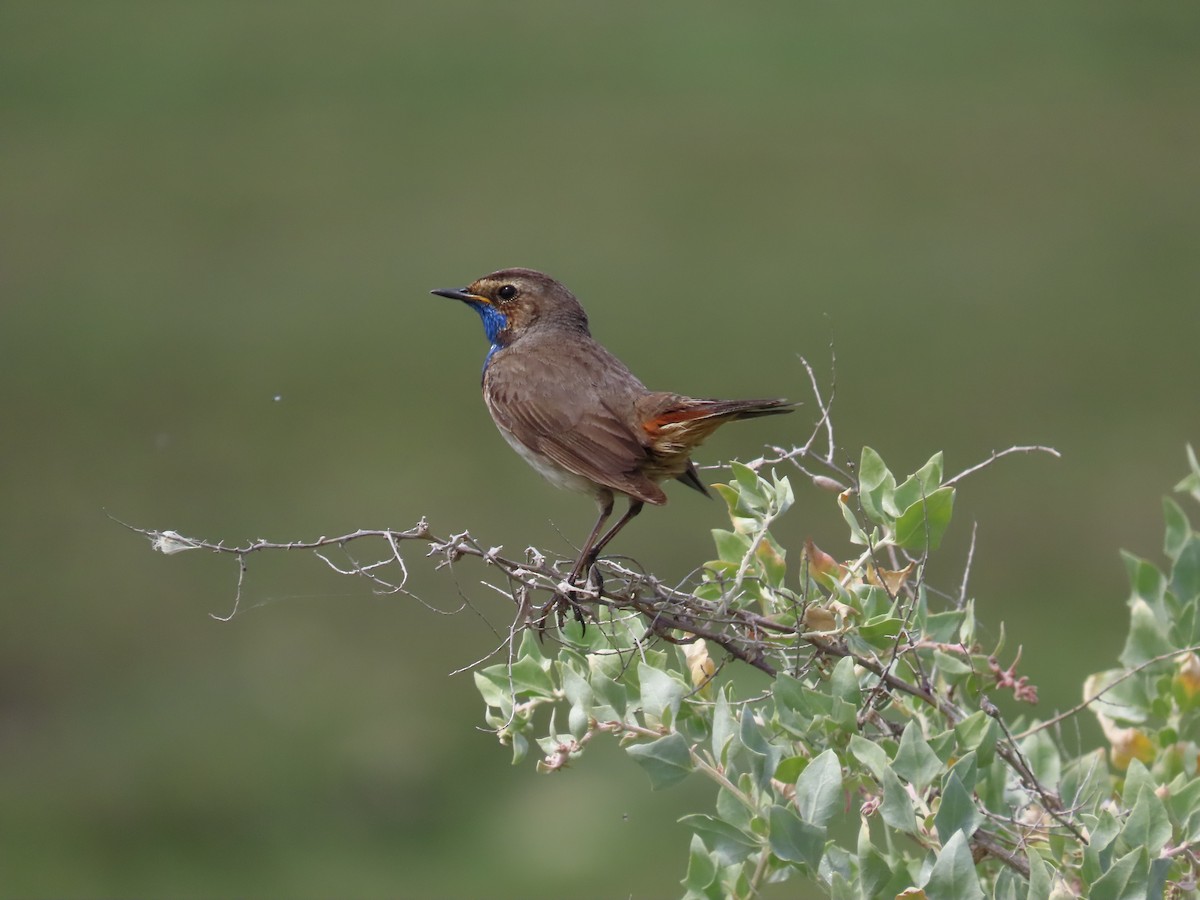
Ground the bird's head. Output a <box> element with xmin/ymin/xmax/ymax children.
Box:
<box><xmin>431</xmin><ymin>268</ymin><xmax>590</xmax><ymax>353</ymax></box>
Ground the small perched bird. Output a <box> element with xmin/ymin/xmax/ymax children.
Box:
<box><xmin>431</xmin><ymin>268</ymin><xmax>793</xmax><ymax>603</ymax></box>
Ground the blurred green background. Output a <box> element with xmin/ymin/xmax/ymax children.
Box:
<box><xmin>3</xmin><ymin>3</ymin><xmax>1197</xmax><ymax>897</ymax></box>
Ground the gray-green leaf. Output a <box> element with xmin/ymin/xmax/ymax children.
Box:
<box><xmin>795</xmin><ymin>748</ymin><xmax>843</xmax><ymax>827</ymax></box>
<box><xmin>923</xmin><ymin>831</ymin><xmax>984</xmax><ymax>900</ymax></box>
<box><xmin>627</xmin><ymin>733</ymin><xmax>693</xmax><ymax>790</ymax></box>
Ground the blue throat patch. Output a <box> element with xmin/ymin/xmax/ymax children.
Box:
<box><xmin>469</xmin><ymin>302</ymin><xmax>508</xmax><ymax>372</ymax></box>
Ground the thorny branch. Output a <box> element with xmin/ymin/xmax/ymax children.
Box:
<box><xmin>113</xmin><ymin>514</ymin><xmax>797</xmax><ymax>677</ymax></box>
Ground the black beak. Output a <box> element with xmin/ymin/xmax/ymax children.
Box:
<box><xmin>431</xmin><ymin>287</ymin><xmax>477</xmax><ymax>301</ymax></box>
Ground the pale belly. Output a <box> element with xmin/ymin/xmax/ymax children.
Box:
<box><xmin>496</xmin><ymin>424</ymin><xmax>600</xmax><ymax>496</ymax></box>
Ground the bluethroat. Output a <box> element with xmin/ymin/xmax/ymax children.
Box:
<box><xmin>431</xmin><ymin>268</ymin><xmax>793</xmax><ymax>606</ymax></box>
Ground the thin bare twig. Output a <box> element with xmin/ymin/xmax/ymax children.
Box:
<box><xmin>1015</xmin><ymin>644</ymin><xmax>1200</xmax><ymax>740</ymax></box>
<box><xmin>945</xmin><ymin>446</ymin><xmax>1061</xmax><ymax>487</ymax></box>
<box><xmin>959</xmin><ymin>521</ymin><xmax>979</xmax><ymax>609</ymax></box>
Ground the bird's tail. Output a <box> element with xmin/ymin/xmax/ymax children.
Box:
<box><xmin>647</xmin><ymin>396</ymin><xmax>796</xmax><ymax>430</ymax></box>
<box><xmin>637</xmin><ymin>395</ymin><xmax>796</xmax><ymax>496</ymax></box>
<box><xmin>694</xmin><ymin>397</ymin><xmax>796</xmax><ymax>421</ymax></box>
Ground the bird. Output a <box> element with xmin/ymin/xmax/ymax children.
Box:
<box><xmin>431</xmin><ymin>267</ymin><xmax>793</xmax><ymax>612</ymax></box>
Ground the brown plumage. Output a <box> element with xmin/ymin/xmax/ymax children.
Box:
<box><xmin>431</xmin><ymin>267</ymin><xmax>793</xmax><ymax>594</ymax></box>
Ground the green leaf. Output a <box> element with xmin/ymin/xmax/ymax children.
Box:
<box><xmin>767</xmin><ymin>805</ymin><xmax>826</xmax><ymax>869</ymax></box>
<box><xmin>958</xmin><ymin>599</ymin><xmax>976</xmax><ymax>645</ymax></box>
<box><xmin>1082</xmin><ymin>810</ymin><xmax>1120</xmax><ymax>884</ymax></box>
<box><xmin>1121</xmin><ymin>758</ymin><xmax>1155</xmax><ymax>808</ymax></box>
<box><xmin>829</xmin><ymin>696</ymin><xmax>857</xmax><ymax>733</ymax></box>
<box><xmin>993</xmin><ymin>869</ymin><xmax>1020</xmax><ymax>900</ymax></box>
<box><xmin>682</xmin><ymin>834</ymin><xmax>719</xmax><ymax>895</ymax></box>
<box><xmin>1176</xmin><ymin>444</ymin><xmax>1200</xmax><ymax>503</ymax></box>
<box><xmin>712</xmin><ymin>528</ymin><xmax>752</xmax><ymax>565</ymax></box>
<box><xmin>923</xmin><ymin>831</ymin><xmax>984</xmax><ymax>900</ymax></box>
<box><xmin>715</xmin><ymin>784</ymin><xmax>753</xmax><ymax>832</ymax></box>
<box><xmin>731</xmin><ymin>460</ymin><xmax>763</xmax><ymax>496</ymax></box>
<box><xmin>925</xmin><ymin>609</ymin><xmax>965</xmax><ymax>643</ymax></box>
<box><xmin>561</xmin><ymin>664</ymin><xmax>593</xmax><ymax>739</ymax></box>
<box><xmin>827</xmin><ymin>871</ymin><xmax>854</xmax><ymax>900</ymax></box>
<box><xmin>677</xmin><ymin>814</ymin><xmax>757</xmax><ymax>866</ymax></box>
<box><xmin>948</xmin><ymin>751</ymin><xmax>978</xmax><ymax>793</ymax></box>
<box><xmin>858</xmin><ymin>848</ymin><xmax>897</xmax><ymax>900</ymax></box>
<box><xmin>838</xmin><ymin>491</ymin><xmax>869</xmax><ymax>545</ymax></box>
<box><xmin>1119</xmin><ymin>786</ymin><xmax>1172</xmax><ymax>856</ymax></box>
<box><xmin>827</xmin><ymin>655</ymin><xmax>860</xmax><ymax>731</ymax></box>
<box><xmin>1090</xmin><ymin>808</ymin><xmax>1123</xmax><ymax>856</ymax></box>
<box><xmin>858</xmin><ymin>614</ymin><xmax>904</xmax><ymax>647</ymax></box>
<box><xmin>926</xmin><ymin>728</ymin><xmax>957</xmax><ymax>762</ymax></box>
<box><xmin>1065</xmin><ymin>748</ymin><xmax>1108</xmax><ymax>816</ymax></box>
<box><xmin>855</xmin><ymin>821</ymin><xmax>899</xmax><ymax>899</ymax></box>
<box><xmin>713</xmin><ymin>482</ymin><xmax>759</xmax><ymax>536</ymax></box>
<box><xmin>1171</xmin><ymin>600</ymin><xmax>1200</xmax><ymax>649</ymax></box>
<box><xmin>932</xmin><ymin>649</ymin><xmax>973</xmax><ymax>683</ymax></box>
<box><xmin>771</xmin><ymin>470</ymin><xmax>795</xmax><ymax>514</ymax></box>
<box><xmin>1119</xmin><ymin>597</ymin><xmax>1175</xmax><ymax>669</ymax></box>
<box><xmin>894</xmin><ymin>451</ymin><xmax>945</xmax><ymax>512</ymax></box>
<box><xmin>830</xmin><ymin>655</ymin><xmax>861</xmax><ymax>706</ymax></box>
<box><xmin>1122</xmin><ymin>551</ymin><xmax>1167</xmax><ymax>614</ymax></box>
<box><xmin>879</xmin><ymin>763</ymin><xmax>918</xmax><ymax>834</ymax></box>
<box><xmin>895</xmin><ymin>486</ymin><xmax>955</xmax><ymax>552</ymax></box>
<box><xmin>1164</xmin><ymin>497</ymin><xmax>1191</xmax><ymax>561</ymax></box>
<box><xmin>934</xmin><ymin>771</ymin><xmax>982</xmax><ymax>844</ymax></box>
<box><xmin>737</xmin><ymin>706</ymin><xmax>781</xmax><ymax>791</ymax></box>
<box><xmin>475</xmin><ymin>635</ymin><xmax>555</xmax><ymax>709</ymax></box>
<box><xmin>795</xmin><ymin>748</ymin><xmax>843</xmax><ymax>827</ymax></box>
<box><xmin>954</xmin><ymin>711</ymin><xmax>999</xmax><ymax>767</ymax></box>
<box><xmin>774</xmin><ymin>756</ymin><xmax>805</xmax><ymax>784</ymax></box>
<box><xmin>1026</xmin><ymin>849</ymin><xmax>1052</xmax><ymax>900</ymax></box>
<box><xmin>974</xmin><ymin>756</ymin><xmax>1008</xmax><ymax>816</ymax></box>
<box><xmin>1089</xmin><ymin>847</ymin><xmax>1148</xmax><ymax>900</ymax></box>
<box><xmin>774</xmin><ymin>674</ymin><xmax>831</xmax><ymax>738</ymax></box>
<box><xmin>1172</xmin><ymin>535</ymin><xmax>1200</xmax><ymax>605</ymax></box>
<box><xmin>754</xmin><ymin>534</ymin><xmax>788</xmax><ymax>588</ymax></box>
<box><xmin>638</xmin><ymin>663</ymin><xmax>685</xmax><ymax>727</ymax></box>
<box><xmin>712</xmin><ymin>688</ymin><xmax>738</xmax><ymax>765</ymax></box>
<box><xmin>894</xmin><ymin>721</ymin><xmax>944</xmax><ymax>790</ymax></box>
<box><xmin>848</xmin><ymin>734</ymin><xmax>890</xmax><ymax>780</ymax></box>
<box><xmin>509</xmin><ymin>653</ymin><xmax>556</xmax><ymax>696</ymax></box>
<box><xmin>587</xmin><ymin>662</ymin><xmax>627</xmax><ymax>721</ymax></box>
<box><xmin>738</xmin><ymin>705</ymin><xmax>771</xmax><ymax>758</ymax></box>
<box><xmin>473</xmin><ymin>666</ymin><xmax>513</xmax><ymax>710</ymax></box>
<box><xmin>858</xmin><ymin>446</ymin><xmax>898</xmax><ymax>525</ymax></box>
<box><xmin>1019</xmin><ymin>728</ymin><xmax>1062</xmax><ymax>788</ymax></box>
<box><xmin>1084</xmin><ymin>668</ymin><xmax>1152</xmax><ymax>724</ymax></box>
<box><xmin>1165</xmin><ymin>775</ymin><xmax>1200</xmax><ymax>841</ymax></box>
<box><xmin>508</xmin><ymin>730</ymin><xmax>528</xmax><ymax>765</ymax></box>
<box><xmin>712</xmin><ymin>481</ymin><xmax>738</xmax><ymax>510</ymax></box>
<box><xmin>627</xmin><ymin>733</ymin><xmax>694</xmax><ymax>790</ymax></box>
<box><xmin>1148</xmin><ymin>856</ymin><xmax>1171</xmax><ymax>900</ymax></box>
<box><xmin>517</xmin><ymin>626</ymin><xmax>548</xmax><ymax>664</ymax></box>
<box><xmin>730</xmin><ymin>462</ymin><xmax>770</xmax><ymax>517</ymax></box>
<box><xmin>774</xmin><ymin>672</ymin><xmax>813</xmax><ymax>714</ymax></box>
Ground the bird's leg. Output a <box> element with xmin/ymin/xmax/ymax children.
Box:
<box><xmin>565</xmin><ymin>492</ymin><xmax>616</xmax><ymax>588</ymax></box>
<box><xmin>561</xmin><ymin>499</ymin><xmax>647</xmax><ymax>610</ymax></box>
<box><xmin>536</xmin><ymin>493</ymin><xmax>614</xmax><ymax>633</ymax></box>
<box><xmin>584</xmin><ymin>499</ymin><xmax>644</xmax><ymax>578</ymax></box>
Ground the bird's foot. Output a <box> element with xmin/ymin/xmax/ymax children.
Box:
<box><xmin>584</xmin><ymin>562</ymin><xmax>605</xmax><ymax>596</ymax></box>
<box><xmin>532</xmin><ymin>593</ymin><xmax>588</xmax><ymax>637</ymax></box>
<box><xmin>533</xmin><ymin>565</ymin><xmax>603</xmax><ymax>637</ymax></box>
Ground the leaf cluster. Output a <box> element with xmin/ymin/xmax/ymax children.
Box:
<box><xmin>474</xmin><ymin>447</ymin><xmax>1200</xmax><ymax>899</ymax></box>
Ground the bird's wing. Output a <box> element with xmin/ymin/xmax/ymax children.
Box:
<box><xmin>483</xmin><ymin>346</ymin><xmax>667</xmax><ymax>505</ymax></box>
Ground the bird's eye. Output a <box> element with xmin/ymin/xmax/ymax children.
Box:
<box><xmin>497</xmin><ymin>284</ymin><xmax>517</xmax><ymax>301</ymax></box>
